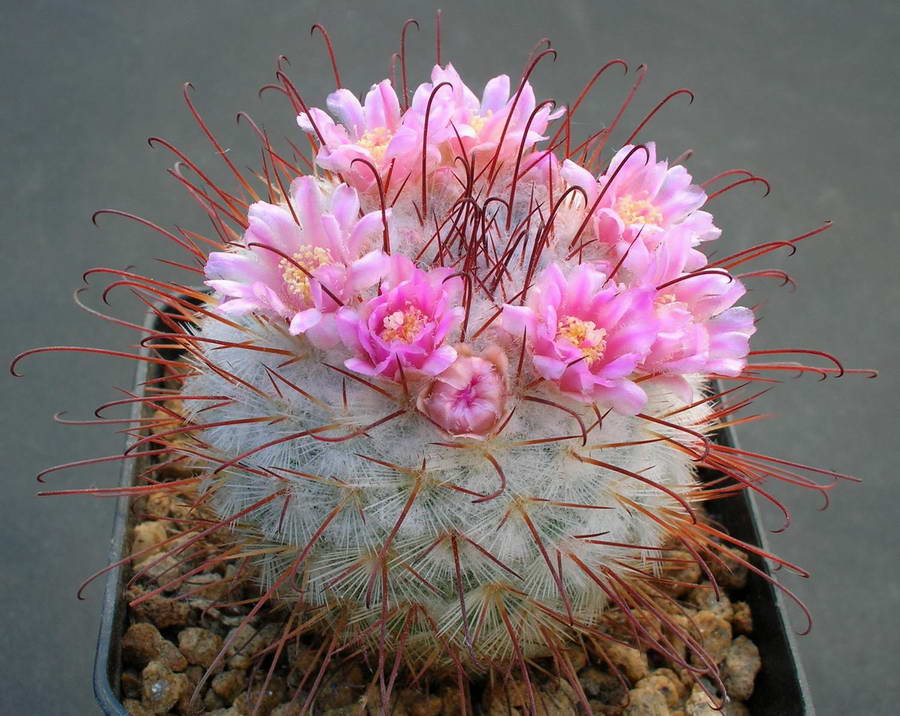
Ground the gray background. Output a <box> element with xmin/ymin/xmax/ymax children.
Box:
<box><xmin>3</xmin><ymin>1</ymin><xmax>897</xmax><ymax>714</ymax></box>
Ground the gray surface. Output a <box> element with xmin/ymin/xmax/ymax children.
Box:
<box><xmin>2</xmin><ymin>1</ymin><xmax>897</xmax><ymax>714</ymax></box>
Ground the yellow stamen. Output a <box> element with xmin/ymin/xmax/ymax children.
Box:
<box><xmin>469</xmin><ymin>109</ymin><xmax>493</xmax><ymax>134</ymax></box>
<box><xmin>558</xmin><ymin>316</ymin><xmax>607</xmax><ymax>365</ymax></box>
<box><xmin>381</xmin><ymin>303</ymin><xmax>427</xmax><ymax>343</ymax></box>
<box><xmin>615</xmin><ymin>195</ymin><xmax>663</xmax><ymax>226</ymax></box>
<box><xmin>358</xmin><ymin>126</ymin><xmax>393</xmax><ymax>163</ymax></box>
<box><xmin>280</xmin><ymin>245</ymin><xmax>333</xmax><ymax>301</ymax></box>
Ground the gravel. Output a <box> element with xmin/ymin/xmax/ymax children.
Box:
<box><xmin>119</xmin><ymin>467</ymin><xmax>766</xmax><ymax>714</ymax></box>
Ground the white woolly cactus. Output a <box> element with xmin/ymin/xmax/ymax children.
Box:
<box><xmin>14</xmin><ymin>15</ymin><xmax>878</xmax><ymax>714</ymax></box>
<box><xmin>184</xmin><ymin>311</ymin><xmax>713</xmax><ymax>665</ymax></box>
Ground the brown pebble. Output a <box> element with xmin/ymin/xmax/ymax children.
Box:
<box><xmin>131</xmin><ymin>521</ymin><xmax>168</xmax><ymax>557</ymax></box>
<box><xmin>178</xmin><ymin>627</ymin><xmax>223</xmax><ymax>668</ymax></box>
<box><xmin>206</xmin><ymin>708</ymin><xmax>240</xmax><ymax>716</ymax></box>
<box><xmin>731</xmin><ymin>601</ymin><xmax>753</xmax><ymax>634</ymax></box>
<box><xmin>538</xmin><ymin>680</ymin><xmax>579</xmax><ymax>716</ymax></box>
<box><xmin>689</xmin><ymin>611</ymin><xmax>732</xmax><ymax>666</ymax></box>
<box><xmin>271</xmin><ymin>704</ymin><xmax>302</xmax><ymax>716</ymax></box>
<box><xmin>565</xmin><ymin>646</ymin><xmax>588</xmax><ymax>673</ymax></box>
<box><xmin>579</xmin><ymin>666</ymin><xmax>627</xmax><ymax>708</ymax></box>
<box><xmin>141</xmin><ymin>660</ymin><xmax>188</xmax><ymax>714</ymax></box>
<box><xmin>710</xmin><ymin>549</ymin><xmax>748</xmax><ymax>590</ymax></box>
<box><xmin>120</xmin><ymin>624</ymin><xmax>185</xmax><ymax>674</ymax></box>
<box><xmin>652</xmin><ymin>669</ymin><xmax>687</xmax><ymax>704</ymax></box>
<box><xmin>625</xmin><ymin>686</ymin><xmax>670</xmax><ymax>715</ymax></box>
<box><xmin>122</xmin><ymin>623</ymin><xmax>163</xmax><ymax>666</ymax></box>
<box><xmin>322</xmin><ymin>679</ymin><xmax>357</xmax><ymax>708</ymax></box>
<box><xmin>635</xmin><ymin>671</ymin><xmax>682</xmax><ymax>708</ymax></box>
<box><xmin>225</xmin><ymin>622</ymin><xmax>279</xmax><ymax>669</ymax></box>
<box><xmin>723</xmin><ymin>635</ymin><xmax>761</xmax><ymax>701</ymax></box>
<box><xmin>180</xmin><ymin>572</ymin><xmax>229</xmax><ymax>602</ymax></box>
<box><xmin>606</xmin><ymin>643</ymin><xmax>649</xmax><ymax>683</ymax></box>
<box><xmin>128</xmin><ymin>587</ymin><xmax>191</xmax><ymax>629</ymax></box>
<box><xmin>484</xmin><ymin>680</ymin><xmax>579</xmax><ymax>716</ymax></box>
<box><xmin>660</xmin><ymin>550</ymin><xmax>703</xmax><ymax>597</ymax></box>
<box><xmin>211</xmin><ymin>669</ymin><xmax>247</xmax><ymax>704</ymax></box>
<box><xmin>161</xmin><ymin>640</ymin><xmax>188</xmax><ymax>672</ymax></box>
<box><xmin>684</xmin><ymin>684</ymin><xmax>725</xmax><ymax>716</ymax></box>
<box><xmin>666</xmin><ymin>613</ymin><xmax>694</xmax><ymax>663</ymax></box>
<box><xmin>233</xmin><ymin>674</ymin><xmax>287</xmax><ymax>716</ymax></box>
<box><xmin>285</xmin><ymin>642</ymin><xmax>318</xmax><ymax>677</ymax></box>
<box><xmin>123</xmin><ymin>698</ymin><xmax>153</xmax><ymax>716</ymax></box>
<box><xmin>402</xmin><ymin>688</ymin><xmax>444</xmax><ymax>716</ymax></box>
<box><xmin>203</xmin><ymin>688</ymin><xmax>226</xmax><ymax>711</ymax></box>
<box><xmin>688</xmin><ymin>583</ymin><xmax>733</xmax><ymax>621</ymax></box>
<box><xmin>484</xmin><ymin>678</ymin><xmax>529</xmax><ymax>714</ymax></box>
<box><xmin>133</xmin><ymin>555</ymin><xmax>183</xmax><ymax>590</ymax></box>
<box><xmin>144</xmin><ymin>492</ymin><xmax>174</xmax><ymax>519</ymax></box>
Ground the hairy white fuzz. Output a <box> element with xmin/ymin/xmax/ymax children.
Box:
<box><xmin>183</xmin><ymin>312</ymin><xmax>711</xmax><ymax>663</ymax></box>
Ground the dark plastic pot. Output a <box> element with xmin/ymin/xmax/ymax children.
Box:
<box><xmin>94</xmin><ymin>307</ymin><xmax>813</xmax><ymax>714</ymax></box>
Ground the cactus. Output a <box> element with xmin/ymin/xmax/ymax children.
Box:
<box><xmin>14</xmin><ymin>16</ymin><xmax>876</xmax><ymax>713</ymax></box>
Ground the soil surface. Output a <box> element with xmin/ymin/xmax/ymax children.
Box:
<box><xmin>118</xmin><ymin>461</ymin><xmax>762</xmax><ymax>715</ymax></box>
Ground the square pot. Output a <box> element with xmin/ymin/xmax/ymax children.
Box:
<box><xmin>93</xmin><ymin>306</ymin><xmax>813</xmax><ymax>714</ymax></box>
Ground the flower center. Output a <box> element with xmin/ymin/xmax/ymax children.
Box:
<box><xmin>280</xmin><ymin>245</ymin><xmax>333</xmax><ymax>301</ymax></box>
<box><xmin>615</xmin><ymin>195</ymin><xmax>663</xmax><ymax>226</ymax></box>
<box><xmin>558</xmin><ymin>316</ymin><xmax>607</xmax><ymax>365</ymax></box>
<box><xmin>358</xmin><ymin>126</ymin><xmax>393</xmax><ymax>162</ymax></box>
<box><xmin>381</xmin><ymin>303</ymin><xmax>428</xmax><ymax>343</ymax></box>
<box><xmin>469</xmin><ymin>109</ymin><xmax>493</xmax><ymax>134</ymax></box>
<box><xmin>655</xmin><ymin>292</ymin><xmax>678</xmax><ymax>305</ymax></box>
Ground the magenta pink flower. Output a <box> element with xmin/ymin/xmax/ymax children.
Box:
<box><xmin>336</xmin><ymin>256</ymin><xmax>464</xmax><ymax>379</ymax></box>
<box><xmin>502</xmin><ymin>262</ymin><xmax>658</xmax><ymax>413</ymax></box>
<box><xmin>417</xmin><ymin>344</ymin><xmax>509</xmax><ymax>439</ymax></box>
<box><xmin>298</xmin><ymin>79</ymin><xmax>447</xmax><ymax>193</ymax></box>
<box><xmin>561</xmin><ymin>142</ymin><xmax>718</xmax><ymax>275</ymax></box>
<box><xmin>204</xmin><ymin>176</ymin><xmax>389</xmax><ymax>348</ymax></box>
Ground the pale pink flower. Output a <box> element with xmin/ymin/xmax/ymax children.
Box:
<box><xmin>561</xmin><ymin>142</ymin><xmax>718</xmax><ymax>274</ymax></box>
<box><xmin>204</xmin><ymin>176</ymin><xmax>389</xmax><ymax>348</ymax></box>
<box><xmin>502</xmin><ymin>262</ymin><xmax>658</xmax><ymax>413</ymax></box>
<box><xmin>636</xmin><ymin>237</ymin><xmax>756</xmax><ymax>398</ymax></box>
<box><xmin>298</xmin><ymin>79</ymin><xmax>447</xmax><ymax>193</ymax></box>
<box><xmin>336</xmin><ymin>256</ymin><xmax>464</xmax><ymax>378</ymax></box>
<box><xmin>417</xmin><ymin>344</ymin><xmax>509</xmax><ymax>439</ymax></box>
<box><xmin>415</xmin><ymin>63</ymin><xmax>564</xmax><ymax>169</ymax></box>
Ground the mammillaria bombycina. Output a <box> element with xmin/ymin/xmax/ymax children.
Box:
<box><xmin>14</xmin><ymin>15</ymin><xmax>877</xmax><ymax>714</ymax></box>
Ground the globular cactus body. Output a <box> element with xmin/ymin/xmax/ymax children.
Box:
<box><xmin>185</xmin><ymin>312</ymin><xmax>711</xmax><ymax>663</ymax></box>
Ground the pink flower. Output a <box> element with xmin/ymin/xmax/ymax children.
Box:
<box><xmin>502</xmin><ymin>262</ymin><xmax>658</xmax><ymax>413</ymax></box>
<box><xmin>561</xmin><ymin>142</ymin><xmax>718</xmax><ymax>275</ymax></box>
<box><xmin>415</xmin><ymin>63</ymin><xmax>563</xmax><ymax>170</ymax></box>
<box><xmin>417</xmin><ymin>345</ymin><xmax>509</xmax><ymax>439</ymax></box>
<box><xmin>654</xmin><ymin>270</ymin><xmax>755</xmax><ymax>374</ymax></box>
<box><xmin>637</xmin><ymin>246</ymin><xmax>756</xmax><ymax>398</ymax></box>
<box><xmin>336</xmin><ymin>256</ymin><xmax>464</xmax><ymax>379</ymax></box>
<box><xmin>204</xmin><ymin>176</ymin><xmax>389</xmax><ymax>348</ymax></box>
<box><xmin>298</xmin><ymin>79</ymin><xmax>447</xmax><ymax>193</ymax></box>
